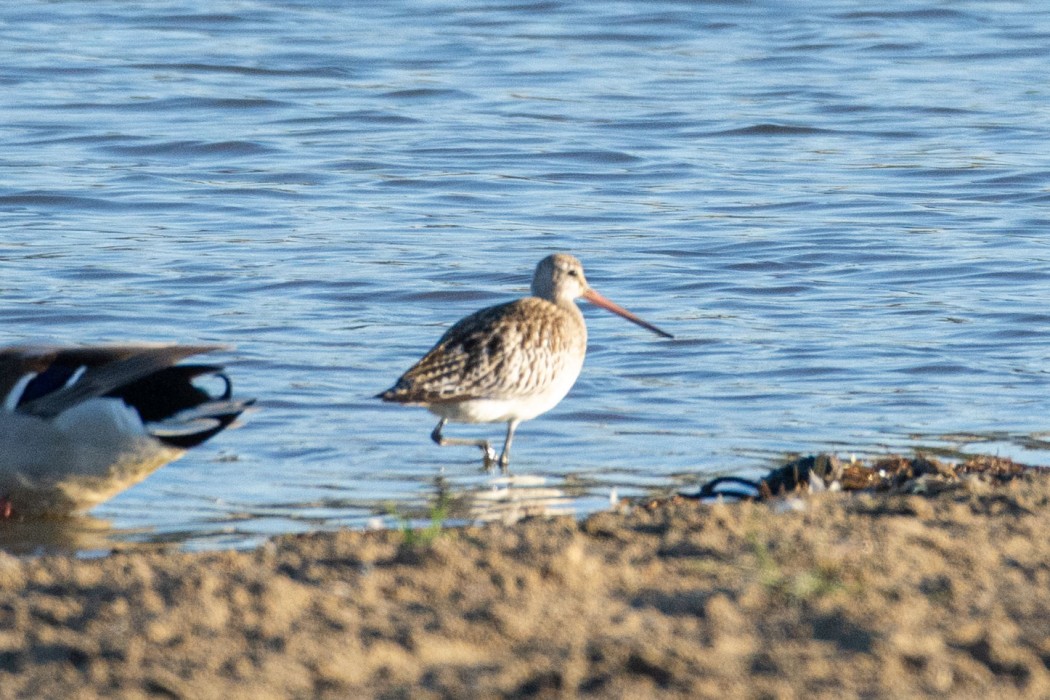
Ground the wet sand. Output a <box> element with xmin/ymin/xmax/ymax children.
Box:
<box><xmin>1</xmin><ymin>456</ymin><xmax>1049</xmax><ymax>698</ymax></box>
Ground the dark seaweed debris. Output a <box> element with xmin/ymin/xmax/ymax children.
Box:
<box><xmin>690</xmin><ymin>453</ymin><xmax>1044</xmax><ymax>502</ymax></box>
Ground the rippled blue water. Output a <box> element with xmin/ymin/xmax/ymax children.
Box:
<box><xmin>2</xmin><ymin>1</ymin><xmax>1050</xmax><ymax>550</ymax></box>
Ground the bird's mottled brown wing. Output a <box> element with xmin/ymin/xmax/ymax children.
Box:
<box><xmin>378</xmin><ymin>298</ymin><xmax>585</xmax><ymax>404</ymax></box>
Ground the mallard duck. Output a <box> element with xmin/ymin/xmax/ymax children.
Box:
<box><xmin>0</xmin><ymin>343</ymin><xmax>253</xmax><ymax>517</ymax></box>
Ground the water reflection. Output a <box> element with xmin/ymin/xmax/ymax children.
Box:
<box><xmin>0</xmin><ymin>515</ymin><xmax>138</xmax><ymax>556</ymax></box>
<box><xmin>466</xmin><ymin>474</ymin><xmax>575</xmax><ymax>525</ymax></box>
<box><xmin>3</xmin><ymin>0</ymin><xmax>1050</xmax><ymax>549</ymax></box>
<box><xmin>911</xmin><ymin>432</ymin><xmax>1050</xmax><ymax>464</ymax></box>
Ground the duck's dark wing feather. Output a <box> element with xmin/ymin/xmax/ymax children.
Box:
<box><xmin>1</xmin><ymin>344</ymin><xmax>224</xmax><ymax>419</ymax></box>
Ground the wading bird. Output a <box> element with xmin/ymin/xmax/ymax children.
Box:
<box><xmin>378</xmin><ymin>253</ymin><xmax>673</xmax><ymax>470</ymax></box>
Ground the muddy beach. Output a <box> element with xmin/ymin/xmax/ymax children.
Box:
<box><xmin>1</xmin><ymin>455</ymin><xmax>1049</xmax><ymax>698</ymax></box>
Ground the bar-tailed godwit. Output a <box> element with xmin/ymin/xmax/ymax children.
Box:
<box><xmin>0</xmin><ymin>344</ymin><xmax>253</xmax><ymax>516</ymax></box>
<box><xmin>378</xmin><ymin>253</ymin><xmax>673</xmax><ymax>469</ymax></box>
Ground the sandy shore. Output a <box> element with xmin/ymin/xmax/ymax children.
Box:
<box><xmin>1</xmin><ymin>457</ymin><xmax>1049</xmax><ymax>698</ymax></box>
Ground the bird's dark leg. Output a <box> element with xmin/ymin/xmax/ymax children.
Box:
<box><xmin>497</xmin><ymin>419</ymin><xmax>520</xmax><ymax>473</ymax></box>
<box><xmin>431</xmin><ymin>418</ymin><xmax>497</xmax><ymax>466</ymax></box>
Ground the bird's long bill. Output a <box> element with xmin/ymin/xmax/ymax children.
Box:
<box><xmin>582</xmin><ymin>289</ymin><xmax>674</xmax><ymax>339</ymax></box>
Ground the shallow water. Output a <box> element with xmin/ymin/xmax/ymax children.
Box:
<box><xmin>2</xmin><ymin>1</ymin><xmax>1050</xmax><ymax>551</ymax></box>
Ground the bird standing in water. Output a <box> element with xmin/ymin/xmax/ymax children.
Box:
<box><xmin>377</xmin><ymin>253</ymin><xmax>673</xmax><ymax>470</ymax></box>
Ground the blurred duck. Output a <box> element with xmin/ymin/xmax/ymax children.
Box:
<box><xmin>0</xmin><ymin>344</ymin><xmax>253</xmax><ymax>517</ymax></box>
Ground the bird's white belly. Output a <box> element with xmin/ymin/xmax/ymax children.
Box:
<box><xmin>0</xmin><ymin>398</ymin><xmax>184</xmax><ymax>514</ymax></box>
<box><xmin>428</xmin><ymin>362</ymin><xmax>582</xmax><ymax>424</ymax></box>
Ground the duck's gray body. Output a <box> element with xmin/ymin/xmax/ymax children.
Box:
<box><xmin>0</xmin><ymin>344</ymin><xmax>253</xmax><ymax>516</ymax></box>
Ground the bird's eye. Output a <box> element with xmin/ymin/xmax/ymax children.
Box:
<box><xmin>567</xmin><ymin>269</ymin><xmax>578</xmax><ymax>277</ymax></box>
